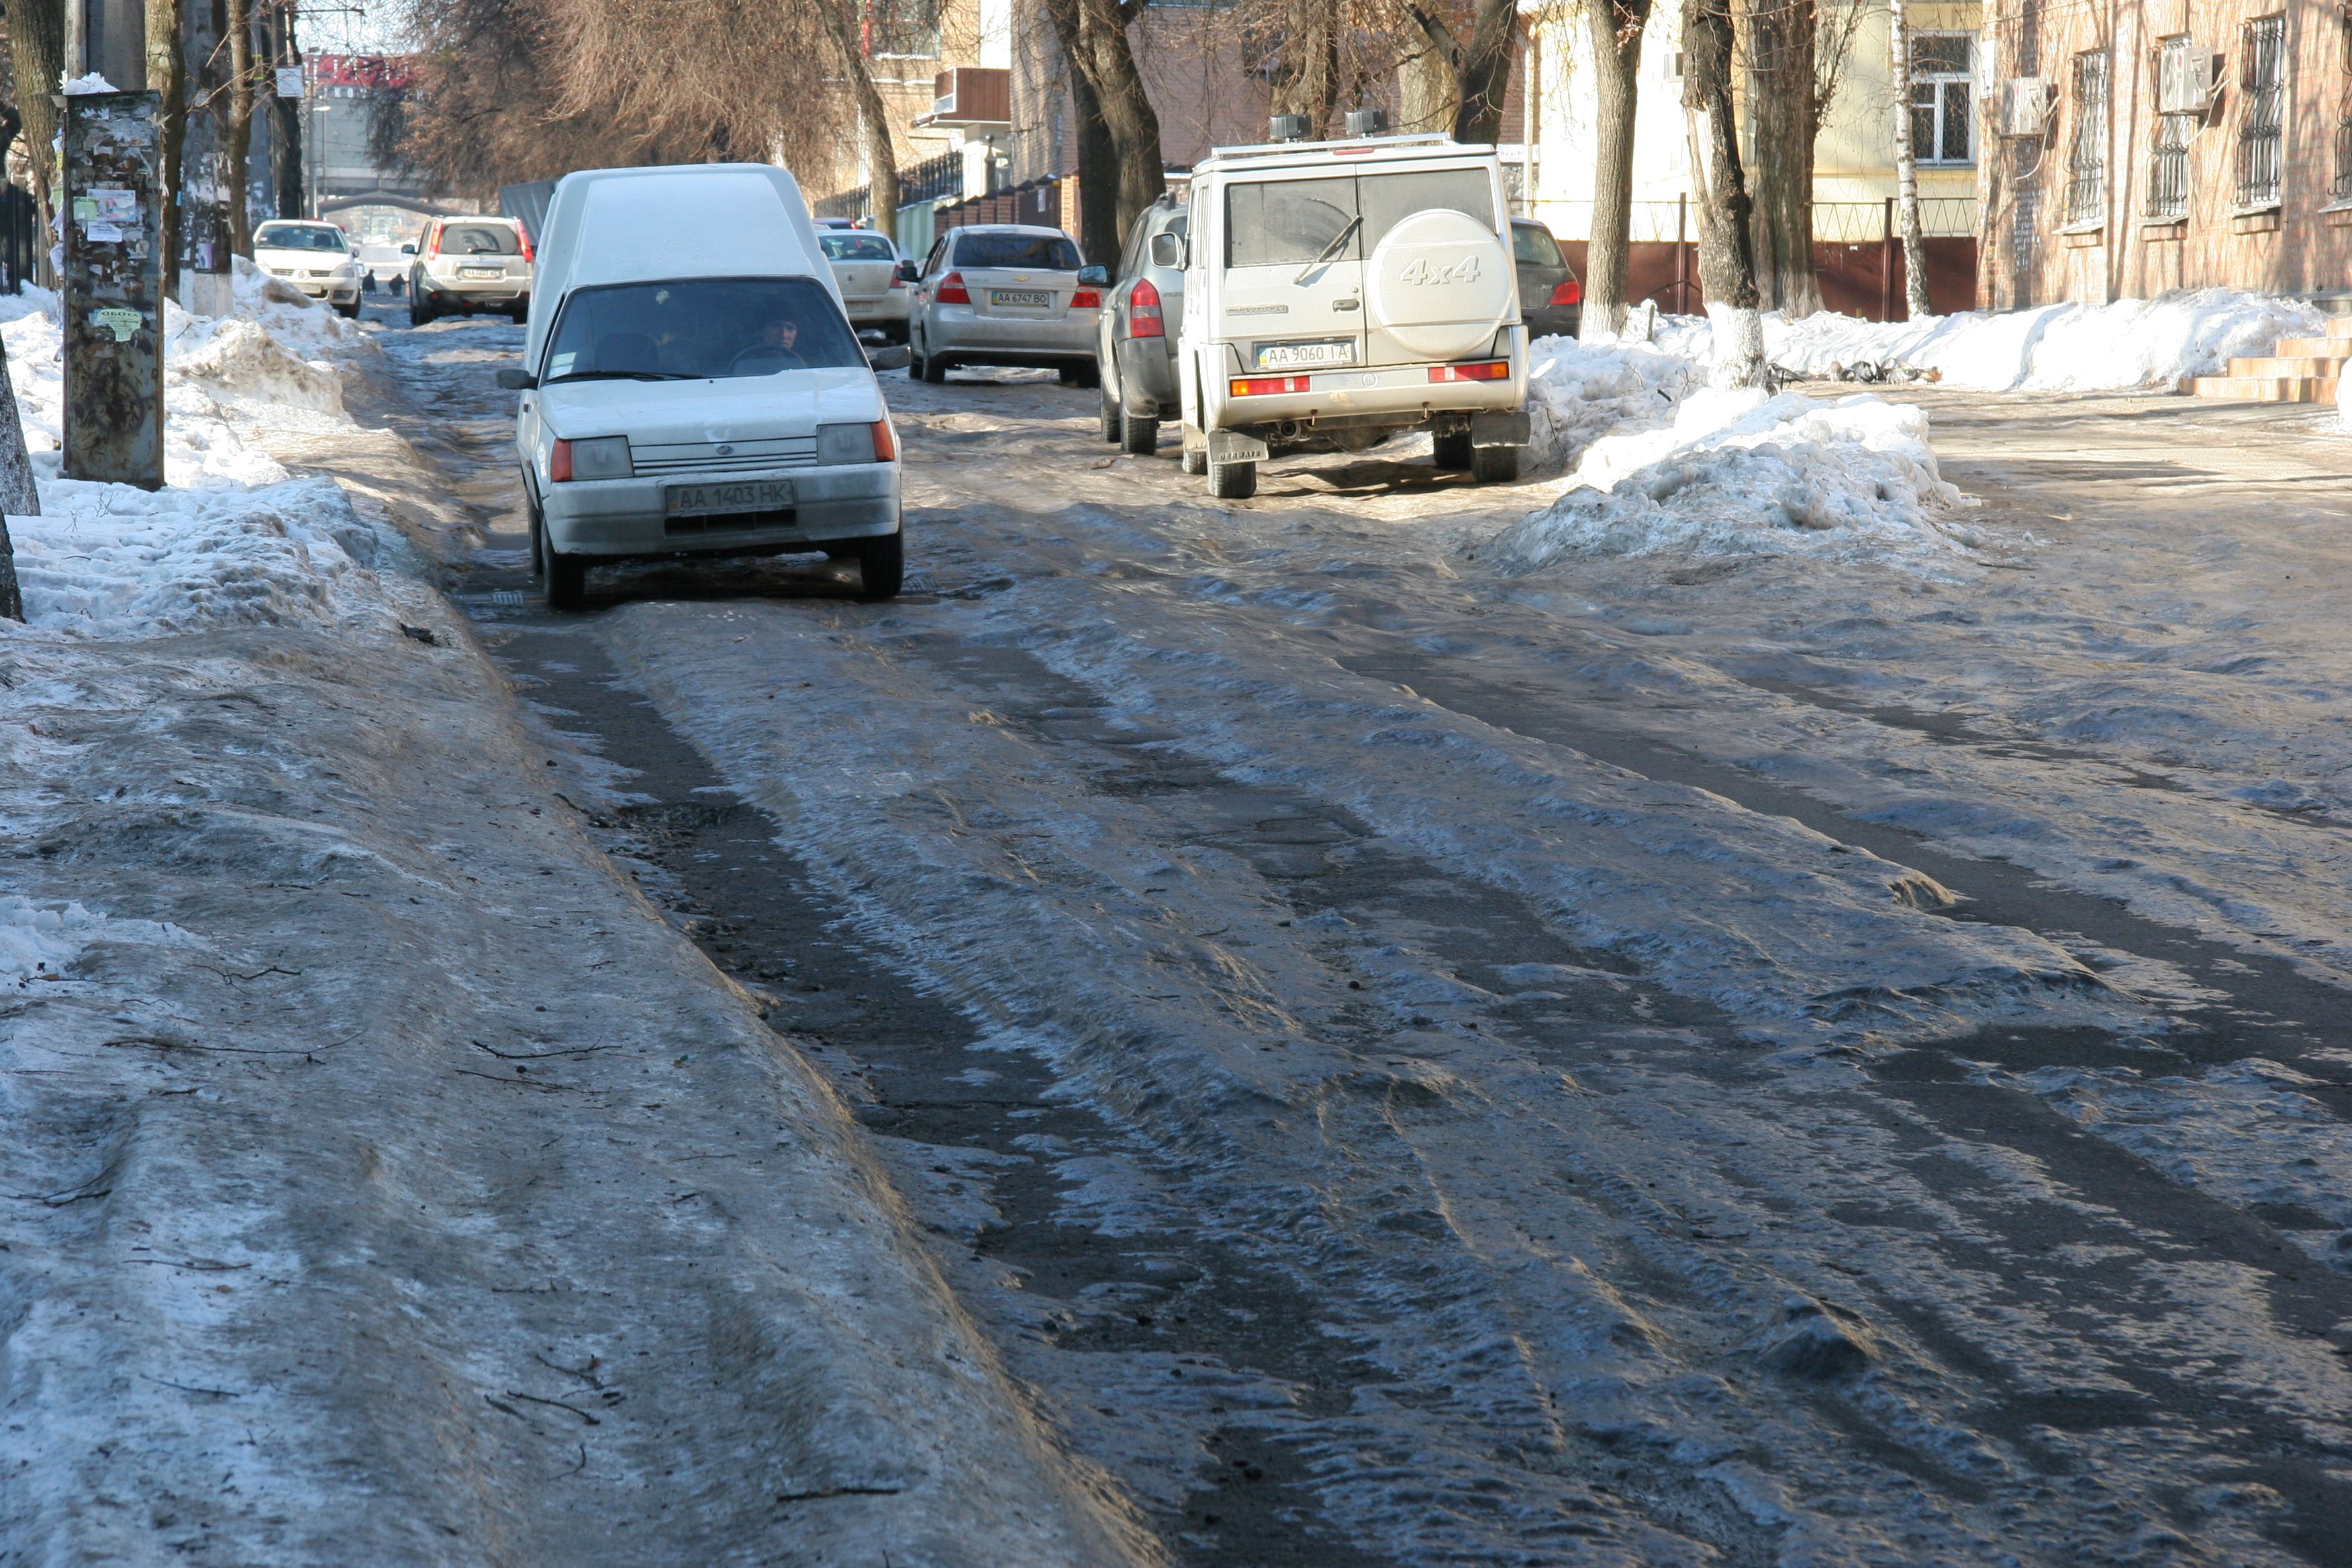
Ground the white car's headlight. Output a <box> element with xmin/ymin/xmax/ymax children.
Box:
<box><xmin>552</xmin><ymin>436</ymin><xmax>631</xmax><ymax>482</ymax></box>
<box><xmin>817</xmin><ymin>423</ymin><xmax>885</xmax><ymax>464</ymax></box>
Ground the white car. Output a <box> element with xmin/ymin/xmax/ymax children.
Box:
<box><xmin>252</xmin><ymin>221</ymin><xmax>363</xmax><ymax>317</ymax></box>
<box><xmin>1175</xmin><ymin>132</ymin><xmax>1530</xmax><ymax>497</ymax></box>
<box><xmin>820</xmin><ymin>229</ymin><xmax>910</xmax><ymax>343</ymax></box>
<box><xmin>908</xmin><ymin>224</ymin><xmax>1099</xmax><ymax>385</ymax></box>
<box><xmin>500</xmin><ymin>163</ymin><xmax>909</xmax><ymax>607</ymax></box>
<box><xmin>410</xmin><ymin>216</ymin><xmax>534</xmax><ymax>324</ymax></box>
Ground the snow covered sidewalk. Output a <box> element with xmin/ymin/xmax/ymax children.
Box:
<box><xmin>0</xmin><ymin>287</ymin><xmax>1132</xmax><ymax>1563</ymax></box>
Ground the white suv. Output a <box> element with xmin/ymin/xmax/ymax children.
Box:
<box><xmin>1174</xmin><ymin>134</ymin><xmax>1529</xmax><ymax>498</ymax></box>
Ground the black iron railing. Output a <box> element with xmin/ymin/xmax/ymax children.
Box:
<box><xmin>2147</xmin><ymin>116</ymin><xmax>2191</xmax><ymax>217</ymax></box>
<box><xmin>2238</xmin><ymin>15</ymin><xmax>2286</xmax><ymax>207</ymax></box>
<box><xmin>2065</xmin><ymin>49</ymin><xmax>2110</xmax><ymax>224</ymax></box>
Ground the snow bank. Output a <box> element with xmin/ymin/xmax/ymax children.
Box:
<box><xmin>1478</xmin><ymin>386</ymin><xmax>1971</xmax><ymax>573</ymax></box>
<box><xmin>11</xmin><ymin>476</ymin><xmax>405</xmax><ymax>637</ymax></box>
<box><xmin>1767</xmin><ymin>289</ymin><xmax>2322</xmax><ymax>392</ymax></box>
<box><xmin>0</xmin><ymin>895</ymin><xmax>191</xmax><ymax>987</ymax></box>
<box><xmin>1523</xmin><ymin>334</ymin><xmax>1702</xmax><ymax>473</ymax></box>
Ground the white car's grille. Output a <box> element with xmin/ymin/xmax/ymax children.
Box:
<box><xmin>630</xmin><ymin>438</ymin><xmax>817</xmax><ymax>476</ymax></box>
<box><xmin>305</xmin><ymin>268</ymin><xmax>335</xmax><ymax>279</ymax></box>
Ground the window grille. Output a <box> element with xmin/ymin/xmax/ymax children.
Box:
<box><xmin>2337</xmin><ymin>9</ymin><xmax>2352</xmax><ymax>202</ymax></box>
<box><xmin>2149</xmin><ymin>36</ymin><xmax>2192</xmax><ymax>216</ymax></box>
<box><xmin>2238</xmin><ymin>15</ymin><xmax>2286</xmax><ymax>208</ymax></box>
<box><xmin>1910</xmin><ymin>34</ymin><xmax>1977</xmax><ymax>164</ymax></box>
<box><xmin>2067</xmin><ymin>49</ymin><xmax>2110</xmax><ymax>224</ymax></box>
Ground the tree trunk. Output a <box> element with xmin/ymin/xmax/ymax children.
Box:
<box><xmin>1746</xmin><ymin>0</ymin><xmax>1822</xmax><ymax>317</ymax></box>
<box><xmin>812</xmin><ymin>0</ymin><xmax>900</xmax><ymax>226</ymax></box>
<box><xmin>1271</xmin><ymin>0</ymin><xmax>1339</xmax><ymax>135</ymax></box>
<box><xmin>1581</xmin><ymin>0</ymin><xmax>1653</xmax><ymax>338</ymax></box>
<box><xmin>1681</xmin><ymin>0</ymin><xmax>1764</xmax><ymax>387</ymax></box>
<box><xmin>269</xmin><ymin>1</ymin><xmax>301</xmax><ymax>217</ymax></box>
<box><xmin>1450</xmin><ymin>0</ymin><xmax>1518</xmax><ymax>144</ymax></box>
<box><xmin>1889</xmin><ymin>0</ymin><xmax>1930</xmax><ymax>318</ymax></box>
<box><xmin>1059</xmin><ymin>0</ymin><xmax>1161</xmax><ymax>242</ymax></box>
<box><xmin>226</xmin><ymin>0</ymin><xmax>254</xmax><ymax>256</ymax></box>
<box><xmin>146</xmin><ymin>0</ymin><xmax>183</xmax><ymax>301</ymax></box>
<box><xmin>9</xmin><ymin>0</ymin><xmax>66</xmax><ymax>287</ymax></box>
<box><xmin>0</xmin><ymin>335</ymin><xmax>36</xmax><ymax>622</ymax></box>
<box><xmin>1072</xmin><ymin>53</ymin><xmax>1122</xmax><ymax>261</ymax></box>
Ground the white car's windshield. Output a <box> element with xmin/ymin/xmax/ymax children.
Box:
<box><xmin>255</xmin><ymin>224</ymin><xmax>348</xmax><ymax>252</ymax></box>
<box><xmin>821</xmin><ymin>233</ymin><xmax>896</xmax><ymax>262</ymax></box>
<box><xmin>440</xmin><ymin>224</ymin><xmax>521</xmax><ymax>256</ymax></box>
<box><xmin>952</xmin><ymin>232</ymin><xmax>1082</xmax><ymax>271</ymax></box>
<box><xmin>1225</xmin><ymin>171</ymin><xmax>1495</xmax><ymax>268</ymax></box>
<box><xmin>544</xmin><ymin>277</ymin><xmax>865</xmax><ymax>383</ymax></box>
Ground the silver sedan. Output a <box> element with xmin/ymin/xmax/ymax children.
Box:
<box><xmin>908</xmin><ymin>224</ymin><xmax>1100</xmax><ymax>386</ymax></box>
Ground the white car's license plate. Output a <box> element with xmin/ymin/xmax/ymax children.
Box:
<box><xmin>460</xmin><ymin>266</ymin><xmax>502</xmax><ymax>279</ymax></box>
<box><xmin>991</xmin><ymin>289</ymin><xmax>1052</xmax><ymax>307</ymax></box>
<box><xmin>665</xmin><ymin>479</ymin><xmax>794</xmax><ymax>517</ymax></box>
<box><xmin>1257</xmin><ymin>339</ymin><xmax>1356</xmax><ymax>369</ymax></box>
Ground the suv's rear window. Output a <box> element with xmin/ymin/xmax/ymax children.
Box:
<box><xmin>254</xmin><ymin>224</ymin><xmax>347</xmax><ymax>252</ymax></box>
<box><xmin>1512</xmin><ymin>223</ymin><xmax>1566</xmax><ymax>268</ymax></box>
<box><xmin>1225</xmin><ymin>171</ymin><xmax>1496</xmax><ymax>268</ymax></box>
<box><xmin>953</xmin><ymin>232</ymin><xmax>1082</xmax><ymax>271</ymax></box>
<box><xmin>822</xmin><ymin>233</ymin><xmax>897</xmax><ymax>261</ymax></box>
<box><xmin>440</xmin><ymin>224</ymin><xmax>521</xmax><ymax>256</ymax></box>
<box><xmin>543</xmin><ymin>277</ymin><xmax>865</xmax><ymax>383</ymax></box>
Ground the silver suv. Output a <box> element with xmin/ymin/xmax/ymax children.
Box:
<box><xmin>409</xmin><ymin>216</ymin><xmax>534</xmax><ymax>325</ymax></box>
<box><xmin>1089</xmin><ymin>197</ymin><xmax>1187</xmax><ymax>455</ymax></box>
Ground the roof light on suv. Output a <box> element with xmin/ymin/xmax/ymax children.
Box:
<box><xmin>936</xmin><ymin>271</ymin><xmax>970</xmax><ymax>305</ymax></box>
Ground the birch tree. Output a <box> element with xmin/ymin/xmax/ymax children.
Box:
<box><xmin>1888</xmin><ymin>0</ymin><xmax>1930</xmax><ymax>317</ymax></box>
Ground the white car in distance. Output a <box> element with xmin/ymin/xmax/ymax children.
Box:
<box><xmin>820</xmin><ymin>228</ymin><xmax>911</xmax><ymax>344</ymax></box>
<box><xmin>252</xmin><ymin>220</ymin><xmax>363</xmax><ymax>317</ymax></box>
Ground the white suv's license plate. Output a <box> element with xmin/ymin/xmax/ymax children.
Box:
<box><xmin>459</xmin><ymin>266</ymin><xmax>502</xmax><ymax>279</ymax></box>
<box><xmin>665</xmin><ymin>479</ymin><xmax>794</xmax><ymax>517</ymax></box>
<box><xmin>1257</xmin><ymin>339</ymin><xmax>1356</xmax><ymax>369</ymax></box>
<box><xmin>991</xmin><ymin>289</ymin><xmax>1052</xmax><ymax>307</ymax></box>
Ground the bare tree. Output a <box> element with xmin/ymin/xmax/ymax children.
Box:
<box><xmin>225</xmin><ymin>0</ymin><xmax>257</xmax><ymax>256</ymax></box>
<box><xmin>1409</xmin><ymin>0</ymin><xmax>1520</xmax><ymax>144</ymax></box>
<box><xmin>146</xmin><ymin>0</ymin><xmax>183</xmax><ymax>300</ymax></box>
<box><xmin>1065</xmin><ymin>0</ymin><xmax>1165</xmax><ymax>239</ymax></box>
<box><xmin>1746</xmin><ymin>0</ymin><xmax>1821</xmax><ymax>317</ymax></box>
<box><xmin>1043</xmin><ymin>0</ymin><xmax>1123</xmax><ymax>260</ymax></box>
<box><xmin>7</xmin><ymin>0</ymin><xmax>64</xmax><ymax>285</ymax></box>
<box><xmin>1888</xmin><ymin>0</ymin><xmax>1930</xmax><ymax>317</ymax></box>
<box><xmin>808</xmin><ymin>0</ymin><xmax>901</xmax><ymax>223</ymax></box>
<box><xmin>1270</xmin><ymin>0</ymin><xmax>1341</xmax><ymax>134</ymax></box>
<box><xmin>1580</xmin><ymin>0</ymin><xmax>1653</xmax><ymax>338</ymax></box>
<box><xmin>1681</xmin><ymin>0</ymin><xmax>1763</xmax><ymax>385</ymax></box>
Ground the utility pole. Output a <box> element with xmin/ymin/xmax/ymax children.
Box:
<box><xmin>61</xmin><ymin>89</ymin><xmax>165</xmax><ymax>487</ymax></box>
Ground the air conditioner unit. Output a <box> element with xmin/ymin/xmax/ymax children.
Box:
<box><xmin>2157</xmin><ymin>49</ymin><xmax>2213</xmax><ymax>114</ymax></box>
<box><xmin>2000</xmin><ymin>77</ymin><xmax>2053</xmax><ymax>136</ymax></box>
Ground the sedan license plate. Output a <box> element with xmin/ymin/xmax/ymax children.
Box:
<box><xmin>665</xmin><ymin>479</ymin><xmax>794</xmax><ymax>517</ymax></box>
<box><xmin>991</xmin><ymin>289</ymin><xmax>1052</xmax><ymax>308</ymax></box>
<box><xmin>1256</xmin><ymin>339</ymin><xmax>1356</xmax><ymax>370</ymax></box>
<box><xmin>460</xmin><ymin>266</ymin><xmax>502</xmax><ymax>279</ymax></box>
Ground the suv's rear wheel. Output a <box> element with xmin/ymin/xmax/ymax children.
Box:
<box><xmin>854</xmin><ymin>531</ymin><xmax>904</xmax><ymax>600</ymax></box>
<box><xmin>1432</xmin><ymin>430</ymin><xmax>1474</xmax><ymax>470</ymax></box>
<box><xmin>1208</xmin><ymin>458</ymin><xmax>1257</xmax><ymax>500</ymax></box>
<box><xmin>409</xmin><ymin>293</ymin><xmax>434</xmax><ymax>326</ymax></box>
<box><xmin>1098</xmin><ymin>384</ymin><xmax>1122</xmax><ymax>442</ymax></box>
<box><xmin>1470</xmin><ymin>443</ymin><xmax>1524</xmax><ymax>485</ymax></box>
<box><xmin>1120</xmin><ymin>410</ymin><xmax>1159</xmax><ymax>456</ymax></box>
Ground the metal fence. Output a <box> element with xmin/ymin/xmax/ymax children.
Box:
<box><xmin>2065</xmin><ymin>50</ymin><xmax>2110</xmax><ymax>225</ymax></box>
<box><xmin>1529</xmin><ymin>196</ymin><xmax>1977</xmax><ymax>244</ymax></box>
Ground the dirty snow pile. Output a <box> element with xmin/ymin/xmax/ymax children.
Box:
<box><xmin>1479</xmin><ymin>385</ymin><xmax>1973</xmax><ymax>573</ymax></box>
<box><xmin>1767</xmin><ymin>288</ymin><xmax>2321</xmax><ymax>391</ymax></box>
<box><xmin>1523</xmin><ymin>333</ymin><xmax>1704</xmax><ymax>472</ymax></box>
<box><xmin>0</xmin><ymin>258</ymin><xmax>400</xmax><ymax>635</ymax></box>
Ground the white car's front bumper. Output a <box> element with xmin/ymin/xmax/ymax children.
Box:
<box><xmin>269</xmin><ymin>271</ymin><xmax>358</xmax><ymax>303</ymax></box>
<box><xmin>540</xmin><ymin>462</ymin><xmax>901</xmax><ymax>558</ymax></box>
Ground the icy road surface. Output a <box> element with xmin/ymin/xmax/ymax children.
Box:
<box><xmin>371</xmin><ymin>308</ymin><xmax>2352</xmax><ymax>1567</ymax></box>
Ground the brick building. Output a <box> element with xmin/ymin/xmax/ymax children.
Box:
<box><xmin>1980</xmin><ymin>0</ymin><xmax>2351</xmax><ymax>307</ymax></box>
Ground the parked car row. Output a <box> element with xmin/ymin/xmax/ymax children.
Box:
<box><xmin>486</xmin><ymin>133</ymin><xmax>1581</xmax><ymax>611</ymax></box>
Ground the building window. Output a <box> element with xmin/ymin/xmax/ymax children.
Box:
<box><xmin>864</xmin><ymin>0</ymin><xmax>940</xmax><ymax>58</ymax></box>
<box><xmin>1910</xmin><ymin>34</ymin><xmax>1977</xmax><ymax>164</ymax></box>
<box><xmin>2066</xmin><ymin>48</ymin><xmax>2110</xmax><ymax>224</ymax></box>
<box><xmin>2149</xmin><ymin>36</ymin><xmax>2192</xmax><ymax>217</ymax></box>
<box><xmin>2237</xmin><ymin>14</ymin><xmax>2286</xmax><ymax>208</ymax></box>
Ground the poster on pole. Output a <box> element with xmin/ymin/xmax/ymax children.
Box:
<box><xmin>62</xmin><ymin>91</ymin><xmax>164</xmax><ymax>490</ymax></box>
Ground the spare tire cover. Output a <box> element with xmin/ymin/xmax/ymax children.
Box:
<box><xmin>1364</xmin><ymin>207</ymin><xmax>1515</xmax><ymax>362</ymax></box>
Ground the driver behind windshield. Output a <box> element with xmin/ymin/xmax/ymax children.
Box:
<box><xmin>543</xmin><ymin>277</ymin><xmax>863</xmax><ymax>382</ymax></box>
<box><xmin>740</xmin><ymin>315</ymin><xmax>805</xmax><ymax>372</ymax></box>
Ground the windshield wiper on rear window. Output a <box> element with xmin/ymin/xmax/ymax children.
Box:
<box><xmin>545</xmin><ymin>369</ymin><xmax>697</xmax><ymax>383</ymax></box>
<box><xmin>1294</xmin><ymin>215</ymin><xmax>1361</xmax><ymax>283</ymax></box>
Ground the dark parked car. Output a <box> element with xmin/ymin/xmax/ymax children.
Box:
<box><xmin>1089</xmin><ymin>195</ymin><xmax>1189</xmax><ymax>456</ymax></box>
<box><xmin>1513</xmin><ymin>219</ymin><xmax>1581</xmax><ymax>340</ymax></box>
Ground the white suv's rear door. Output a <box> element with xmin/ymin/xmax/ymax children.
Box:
<box><xmin>1218</xmin><ymin>174</ymin><xmax>1367</xmax><ymax>378</ymax></box>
